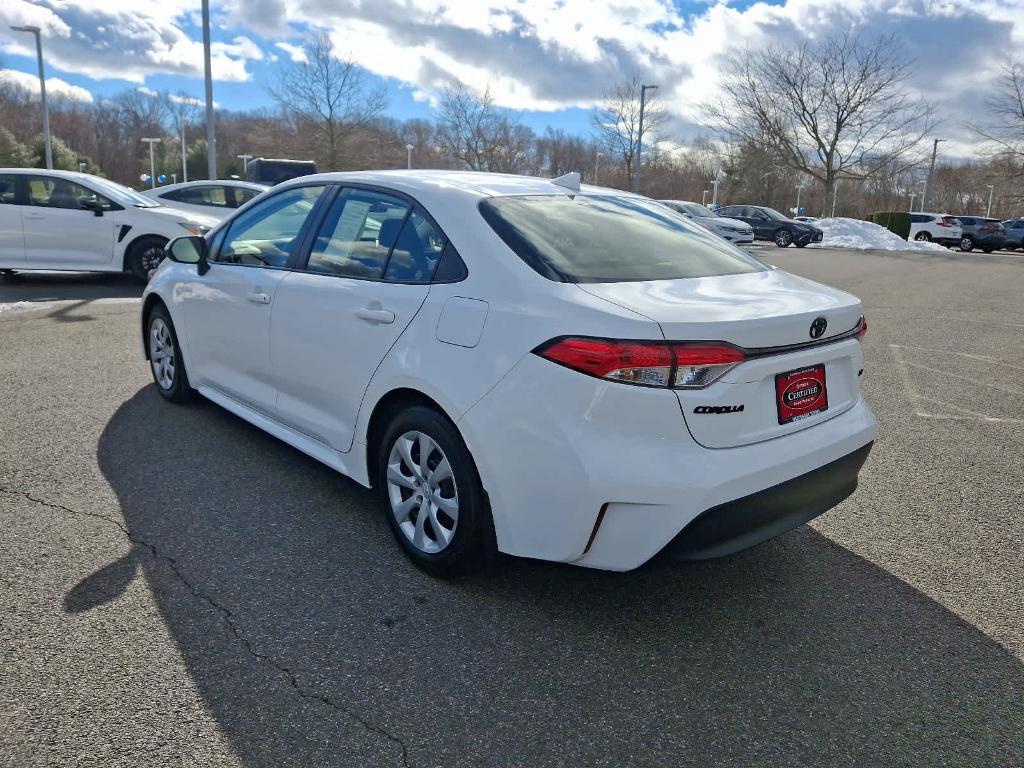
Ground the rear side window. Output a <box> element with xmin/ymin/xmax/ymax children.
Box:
<box><xmin>383</xmin><ymin>209</ymin><xmax>446</xmax><ymax>282</ymax></box>
<box><xmin>479</xmin><ymin>195</ymin><xmax>766</xmax><ymax>283</ymax></box>
<box><xmin>306</xmin><ymin>189</ymin><xmax>410</xmax><ymax>279</ymax></box>
<box><xmin>0</xmin><ymin>174</ymin><xmax>18</xmax><ymax>204</ymax></box>
<box><xmin>164</xmin><ymin>185</ymin><xmax>229</xmax><ymax>208</ymax></box>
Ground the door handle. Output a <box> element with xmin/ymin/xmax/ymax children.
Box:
<box><xmin>355</xmin><ymin>307</ymin><xmax>396</xmax><ymax>324</ymax></box>
<box><xmin>247</xmin><ymin>292</ymin><xmax>272</xmax><ymax>304</ymax></box>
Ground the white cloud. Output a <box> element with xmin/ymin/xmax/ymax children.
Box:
<box><xmin>274</xmin><ymin>41</ymin><xmax>307</xmax><ymax>63</ymax></box>
<box><xmin>0</xmin><ymin>68</ymin><xmax>94</xmax><ymax>102</ymax></box>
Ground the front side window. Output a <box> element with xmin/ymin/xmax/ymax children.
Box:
<box><xmin>480</xmin><ymin>194</ymin><xmax>766</xmax><ymax>283</ymax></box>
<box><xmin>216</xmin><ymin>185</ymin><xmax>325</xmax><ymax>268</ymax></box>
<box><xmin>306</xmin><ymin>189</ymin><xmax>410</xmax><ymax>279</ymax></box>
<box><xmin>26</xmin><ymin>176</ymin><xmax>113</xmax><ymax>211</ymax></box>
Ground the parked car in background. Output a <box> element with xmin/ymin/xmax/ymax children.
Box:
<box><xmin>908</xmin><ymin>213</ymin><xmax>961</xmax><ymax>246</ymax></box>
<box><xmin>717</xmin><ymin>204</ymin><xmax>823</xmax><ymax>247</ymax></box>
<box><xmin>143</xmin><ymin>170</ymin><xmax>874</xmax><ymax>575</ymax></box>
<box><xmin>245</xmin><ymin>158</ymin><xmax>318</xmax><ymax>186</ymax></box>
<box><xmin>659</xmin><ymin>200</ymin><xmax>754</xmax><ymax>244</ymax></box>
<box><xmin>0</xmin><ymin>169</ymin><xmax>217</xmax><ymax>280</ymax></box>
<box><xmin>955</xmin><ymin>216</ymin><xmax>1007</xmax><ymax>252</ymax></box>
<box><xmin>1003</xmin><ymin>218</ymin><xmax>1024</xmax><ymax>250</ymax></box>
<box><xmin>141</xmin><ymin>180</ymin><xmax>267</xmax><ymax>221</ymax></box>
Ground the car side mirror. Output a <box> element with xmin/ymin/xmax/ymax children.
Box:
<box><xmin>79</xmin><ymin>197</ymin><xmax>104</xmax><ymax>217</ymax></box>
<box><xmin>165</xmin><ymin>235</ymin><xmax>210</xmax><ymax>275</ymax></box>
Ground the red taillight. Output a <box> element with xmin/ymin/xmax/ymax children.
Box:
<box><xmin>536</xmin><ymin>337</ymin><xmax>745</xmax><ymax>389</ymax></box>
<box><xmin>858</xmin><ymin>316</ymin><xmax>868</xmax><ymax>339</ymax></box>
<box><xmin>937</xmin><ymin>220</ymin><xmax>951</xmax><ymax>227</ymax></box>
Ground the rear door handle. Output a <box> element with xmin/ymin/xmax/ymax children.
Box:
<box><xmin>247</xmin><ymin>292</ymin><xmax>272</xmax><ymax>305</ymax></box>
<box><xmin>355</xmin><ymin>307</ymin><xmax>395</xmax><ymax>324</ymax></box>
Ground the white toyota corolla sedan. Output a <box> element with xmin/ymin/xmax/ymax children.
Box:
<box><xmin>141</xmin><ymin>170</ymin><xmax>875</xmax><ymax>575</ymax></box>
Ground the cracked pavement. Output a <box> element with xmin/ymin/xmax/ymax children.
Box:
<box><xmin>1</xmin><ymin>255</ymin><xmax>1023</xmax><ymax>767</ymax></box>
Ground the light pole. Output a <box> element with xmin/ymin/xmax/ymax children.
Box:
<box><xmin>919</xmin><ymin>180</ymin><xmax>927</xmax><ymax>212</ymax></box>
<box><xmin>594</xmin><ymin>151</ymin><xmax>604</xmax><ymax>184</ymax></box>
<box><xmin>236</xmin><ymin>153</ymin><xmax>253</xmax><ymax>172</ymax></box>
<box><xmin>141</xmin><ymin>138</ymin><xmax>161</xmax><ymax>188</ymax></box>
<box><xmin>180</xmin><ymin>124</ymin><xmax>188</xmax><ymax>183</ymax></box>
<box><xmin>922</xmin><ymin>138</ymin><xmax>945</xmax><ymax>212</ymax></box>
<box><xmin>10</xmin><ymin>25</ymin><xmax>52</xmax><ymax>169</ymax></box>
<box><xmin>633</xmin><ymin>83</ymin><xmax>658</xmax><ymax>195</ymax></box>
<box><xmin>201</xmin><ymin>0</ymin><xmax>216</xmax><ymax>179</ymax></box>
<box><xmin>985</xmin><ymin>185</ymin><xmax>994</xmax><ymax>217</ymax></box>
<box><xmin>908</xmin><ymin>192</ymin><xmax>917</xmax><ymax>213</ymax></box>
<box><xmin>830</xmin><ymin>179</ymin><xmax>839</xmax><ymax>218</ymax></box>
<box><xmin>702</xmin><ymin>189</ymin><xmax>709</xmax><ymax>206</ymax></box>
<box><xmin>710</xmin><ymin>159</ymin><xmax>721</xmax><ymax>206</ymax></box>
<box><xmin>795</xmin><ymin>182</ymin><xmax>804</xmax><ymax>216</ymax></box>
<box><xmin>406</xmin><ymin>143</ymin><xmax>414</xmax><ymax>170</ymax></box>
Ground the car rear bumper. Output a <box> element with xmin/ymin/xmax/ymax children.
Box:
<box><xmin>795</xmin><ymin>230</ymin><xmax>824</xmax><ymax>246</ymax></box>
<box><xmin>459</xmin><ymin>353</ymin><xmax>877</xmax><ymax>571</ymax></box>
<box><xmin>972</xmin><ymin>235</ymin><xmax>1007</xmax><ymax>249</ymax></box>
<box><xmin>658</xmin><ymin>441</ymin><xmax>872</xmax><ymax>561</ymax></box>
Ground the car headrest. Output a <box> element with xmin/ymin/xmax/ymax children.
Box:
<box><xmin>378</xmin><ymin>218</ymin><xmax>403</xmax><ymax>249</ymax></box>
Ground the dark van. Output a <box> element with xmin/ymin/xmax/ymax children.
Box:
<box><xmin>245</xmin><ymin>158</ymin><xmax>318</xmax><ymax>185</ymax></box>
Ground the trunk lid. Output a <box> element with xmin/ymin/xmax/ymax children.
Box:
<box><xmin>577</xmin><ymin>270</ymin><xmax>865</xmax><ymax>448</ymax></box>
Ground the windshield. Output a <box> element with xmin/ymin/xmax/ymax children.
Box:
<box><xmin>85</xmin><ymin>176</ymin><xmax>160</xmax><ymax>208</ymax></box>
<box><xmin>480</xmin><ymin>195</ymin><xmax>767</xmax><ymax>283</ymax></box>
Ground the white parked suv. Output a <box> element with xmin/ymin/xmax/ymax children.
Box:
<box><xmin>141</xmin><ymin>180</ymin><xmax>268</xmax><ymax>222</ymax></box>
<box><xmin>143</xmin><ymin>171</ymin><xmax>875</xmax><ymax>575</ymax></box>
<box><xmin>0</xmin><ymin>169</ymin><xmax>218</xmax><ymax>280</ymax></box>
<box><xmin>908</xmin><ymin>212</ymin><xmax>962</xmax><ymax>246</ymax></box>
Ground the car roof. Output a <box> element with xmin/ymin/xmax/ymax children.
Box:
<box><xmin>142</xmin><ymin>180</ymin><xmax>268</xmax><ymax>196</ymax></box>
<box><xmin>276</xmin><ymin>170</ymin><xmax>640</xmax><ymax>204</ymax></box>
<box><xmin>1</xmin><ymin>168</ymin><xmax>109</xmax><ymax>183</ymax></box>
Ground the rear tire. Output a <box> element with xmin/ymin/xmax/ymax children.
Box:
<box><xmin>377</xmin><ymin>406</ymin><xmax>495</xmax><ymax>576</ymax></box>
<box><xmin>146</xmin><ymin>303</ymin><xmax>194</xmax><ymax>403</ymax></box>
<box><xmin>774</xmin><ymin>229</ymin><xmax>792</xmax><ymax>247</ymax></box>
<box><xmin>914</xmin><ymin>231</ymin><xmax>932</xmax><ymax>242</ymax></box>
<box><xmin>127</xmin><ymin>236</ymin><xmax>168</xmax><ymax>282</ymax></box>
<box><xmin>960</xmin><ymin>236</ymin><xmax>975</xmax><ymax>252</ymax></box>
<box><xmin>794</xmin><ymin>242</ymin><xmax>807</xmax><ymax>248</ymax></box>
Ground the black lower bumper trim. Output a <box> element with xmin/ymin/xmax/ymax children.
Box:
<box><xmin>662</xmin><ymin>441</ymin><xmax>873</xmax><ymax>561</ymax></box>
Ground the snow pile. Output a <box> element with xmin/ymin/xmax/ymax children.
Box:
<box><xmin>0</xmin><ymin>301</ymin><xmax>37</xmax><ymax>314</ymax></box>
<box><xmin>809</xmin><ymin>217</ymin><xmax>948</xmax><ymax>252</ymax></box>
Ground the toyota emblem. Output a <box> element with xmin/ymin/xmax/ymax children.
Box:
<box><xmin>809</xmin><ymin>317</ymin><xmax>828</xmax><ymax>339</ymax></box>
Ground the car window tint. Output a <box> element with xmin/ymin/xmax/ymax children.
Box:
<box><xmin>383</xmin><ymin>209</ymin><xmax>446</xmax><ymax>282</ymax></box>
<box><xmin>216</xmin><ymin>185</ymin><xmax>324</xmax><ymax>268</ymax></box>
<box><xmin>26</xmin><ymin>176</ymin><xmax>112</xmax><ymax>210</ymax></box>
<box><xmin>234</xmin><ymin>187</ymin><xmax>261</xmax><ymax>207</ymax></box>
<box><xmin>0</xmin><ymin>174</ymin><xmax>17</xmax><ymax>204</ymax></box>
<box><xmin>432</xmin><ymin>242</ymin><xmax>468</xmax><ymax>282</ymax></box>
<box><xmin>165</xmin><ymin>185</ymin><xmax>229</xmax><ymax>207</ymax></box>
<box><xmin>480</xmin><ymin>194</ymin><xmax>766</xmax><ymax>283</ymax></box>
<box><xmin>306</xmin><ymin>189</ymin><xmax>410</xmax><ymax>279</ymax></box>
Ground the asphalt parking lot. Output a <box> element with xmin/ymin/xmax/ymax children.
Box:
<box><xmin>1</xmin><ymin>247</ymin><xmax>1023</xmax><ymax>767</ymax></box>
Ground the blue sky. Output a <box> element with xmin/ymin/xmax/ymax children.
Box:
<box><xmin>2</xmin><ymin>0</ymin><xmax>1023</xmax><ymax>151</ymax></box>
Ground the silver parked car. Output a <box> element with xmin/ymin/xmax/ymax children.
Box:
<box><xmin>660</xmin><ymin>200</ymin><xmax>755</xmax><ymax>244</ymax></box>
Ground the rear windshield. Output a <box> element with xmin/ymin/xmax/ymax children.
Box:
<box><xmin>479</xmin><ymin>195</ymin><xmax>766</xmax><ymax>283</ymax></box>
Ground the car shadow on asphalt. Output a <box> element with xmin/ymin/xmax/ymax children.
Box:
<box><xmin>0</xmin><ymin>271</ymin><xmax>143</xmax><ymax>304</ymax></box>
<box><xmin>88</xmin><ymin>387</ymin><xmax>1024</xmax><ymax>767</ymax></box>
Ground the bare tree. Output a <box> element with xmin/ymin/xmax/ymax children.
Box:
<box><xmin>269</xmin><ymin>32</ymin><xmax>387</xmax><ymax>169</ymax></box>
<box><xmin>434</xmin><ymin>82</ymin><xmax>534</xmax><ymax>173</ymax></box>
<box><xmin>591</xmin><ymin>75</ymin><xmax>668</xmax><ymax>186</ymax></box>
<box><xmin>705</xmin><ymin>32</ymin><xmax>934</xmax><ymax>205</ymax></box>
<box><xmin>970</xmin><ymin>59</ymin><xmax>1024</xmax><ymax>157</ymax></box>
<box><xmin>162</xmin><ymin>91</ymin><xmax>199</xmax><ymax>180</ymax></box>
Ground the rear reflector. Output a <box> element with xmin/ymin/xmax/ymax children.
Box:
<box><xmin>536</xmin><ymin>337</ymin><xmax>745</xmax><ymax>389</ymax></box>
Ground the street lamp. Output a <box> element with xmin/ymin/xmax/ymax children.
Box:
<box><xmin>710</xmin><ymin>158</ymin><xmax>722</xmax><ymax>206</ymax></box>
<box><xmin>633</xmin><ymin>83</ymin><xmax>658</xmax><ymax>195</ymax></box>
<box><xmin>919</xmin><ymin>180</ymin><xmax>927</xmax><ymax>212</ymax></box>
<box><xmin>795</xmin><ymin>182</ymin><xmax>805</xmax><ymax>216</ymax></box>
<box><xmin>594</xmin><ymin>151</ymin><xmax>605</xmax><ymax>185</ymax></box>
<box><xmin>141</xmin><ymin>138</ymin><xmax>161</xmax><ymax>189</ymax></box>
<box><xmin>702</xmin><ymin>189</ymin><xmax>709</xmax><ymax>206</ymax></box>
<box><xmin>985</xmin><ymin>184</ymin><xmax>994</xmax><ymax>218</ymax></box>
<box><xmin>406</xmin><ymin>143</ymin><xmax>414</xmax><ymax>170</ymax></box>
<box><xmin>236</xmin><ymin>153</ymin><xmax>253</xmax><ymax>172</ymax></box>
<box><xmin>908</xmin><ymin>191</ymin><xmax>917</xmax><ymax>213</ymax></box>
<box><xmin>10</xmin><ymin>25</ymin><xmax>52</xmax><ymax>169</ymax></box>
<box><xmin>922</xmin><ymin>138</ymin><xmax>945</xmax><ymax>212</ymax></box>
<box><xmin>201</xmin><ymin>0</ymin><xmax>216</xmax><ymax>179</ymax></box>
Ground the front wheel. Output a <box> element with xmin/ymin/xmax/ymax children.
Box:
<box><xmin>960</xmin><ymin>236</ymin><xmax>975</xmax><ymax>252</ymax></box>
<box><xmin>128</xmin><ymin>237</ymin><xmax>168</xmax><ymax>281</ymax></box>
<box><xmin>147</xmin><ymin>304</ymin><xmax>193</xmax><ymax>403</ymax></box>
<box><xmin>378</xmin><ymin>406</ymin><xmax>494</xmax><ymax>576</ymax></box>
<box><xmin>774</xmin><ymin>229</ymin><xmax>792</xmax><ymax>247</ymax></box>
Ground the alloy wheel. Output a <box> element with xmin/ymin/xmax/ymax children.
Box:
<box><xmin>149</xmin><ymin>317</ymin><xmax>176</xmax><ymax>390</ymax></box>
<box><xmin>385</xmin><ymin>430</ymin><xmax>459</xmax><ymax>554</ymax></box>
<box><xmin>141</xmin><ymin>245</ymin><xmax>165</xmax><ymax>273</ymax></box>
<box><xmin>775</xmin><ymin>230</ymin><xmax>792</xmax><ymax>247</ymax></box>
